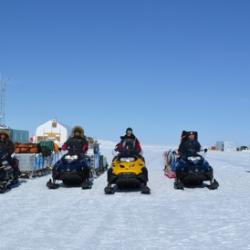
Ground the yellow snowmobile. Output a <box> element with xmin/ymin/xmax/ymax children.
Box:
<box><xmin>104</xmin><ymin>154</ymin><xmax>150</xmax><ymax>194</ymax></box>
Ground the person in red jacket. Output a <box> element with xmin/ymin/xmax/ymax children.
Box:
<box><xmin>115</xmin><ymin>128</ymin><xmax>142</xmax><ymax>155</ymax></box>
<box><xmin>62</xmin><ymin>126</ymin><xmax>88</xmax><ymax>156</ymax></box>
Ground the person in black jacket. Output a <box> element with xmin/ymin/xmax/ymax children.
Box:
<box><xmin>62</xmin><ymin>126</ymin><xmax>89</xmax><ymax>156</ymax></box>
<box><xmin>115</xmin><ymin>128</ymin><xmax>142</xmax><ymax>156</ymax></box>
<box><xmin>174</xmin><ymin>131</ymin><xmax>219</xmax><ymax>190</ymax></box>
<box><xmin>0</xmin><ymin>130</ymin><xmax>20</xmax><ymax>180</ymax></box>
<box><xmin>178</xmin><ymin>131</ymin><xmax>201</xmax><ymax>156</ymax></box>
<box><xmin>62</xmin><ymin>126</ymin><xmax>91</xmax><ymax>187</ymax></box>
<box><xmin>0</xmin><ymin>131</ymin><xmax>15</xmax><ymax>156</ymax></box>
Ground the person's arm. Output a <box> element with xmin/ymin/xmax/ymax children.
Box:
<box><xmin>62</xmin><ymin>142</ymin><xmax>68</xmax><ymax>151</ymax></box>
<box><xmin>178</xmin><ymin>142</ymin><xmax>184</xmax><ymax>155</ymax></box>
<box><xmin>82</xmin><ymin>141</ymin><xmax>89</xmax><ymax>153</ymax></box>
<box><xmin>115</xmin><ymin>142</ymin><xmax>122</xmax><ymax>152</ymax></box>
<box><xmin>8</xmin><ymin>141</ymin><xmax>15</xmax><ymax>155</ymax></box>
<box><xmin>135</xmin><ymin>139</ymin><xmax>142</xmax><ymax>153</ymax></box>
<box><xmin>196</xmin><ymin>141</ymin><xmax>201</xmax><ymax>152</ymax></box>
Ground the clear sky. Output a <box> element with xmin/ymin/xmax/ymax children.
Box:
<box><xmin>0</xmin><ymin>0</ymin><xmax>249</xmax><ymax>146</ymax></box>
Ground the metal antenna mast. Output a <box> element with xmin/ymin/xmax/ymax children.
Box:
<box><xmin>0</xmin><ymin>74</ymin><xmax>7</xmax><ymax>126</ymax></box>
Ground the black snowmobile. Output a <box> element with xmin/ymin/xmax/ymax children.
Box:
<box><xmin>174</xmin><ymin>131</ymin><xmax>219</xmax><ymax>190</ymax></box>
<box><xmin>47</xmin><ymin>154</ymin><xmax>93</xmax><ymax>189</ymax></box>
<box><xmin>174</xmin><ymin>154</ymin><xmax>219</xmax><ymax>190</ymax></box>
<box><xmin>0</xmin><ymin>153</ymin><xmax>19</xmax><ymax>193</ymax></box>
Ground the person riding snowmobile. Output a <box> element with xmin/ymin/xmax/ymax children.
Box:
<box><xmin>115</xmin><ymin>128</ymin><xmax>142</xmax><ymax>156</ymax></box>
<box><xmin>104</xmin><ymin>128</ymin><xmax>150</xmax><ymax>194</ymax></box>
<box><xmin>163</xmin><ymin>131</ymin><xmax>199</xmax><ymax>172</ymax></box>
<box><xmin>61</xmin><ymin>126</ymin><xmax>91</xmax><ymax>183</ymax></box>
<box><xmin>174</xmin><ymin>131</ymin><xmax>219</xmax><ymax>190</ymax></box>
<box><xmin>0</xmin><ymin>131</ymin><xmax>20</xmax><ymax>180</ymax></box>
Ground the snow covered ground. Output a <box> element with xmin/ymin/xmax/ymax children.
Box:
<box><xmin>1</xmin><ymin>142</ymin><xmax>250</xmax><ymax>250</ymax></box>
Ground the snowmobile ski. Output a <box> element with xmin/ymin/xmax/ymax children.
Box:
<box><xmin>141</xmin><ymin>184</ymin><xmax>151</xmax><ymax>194</ymax></box>
<box><xmin>82</xmin><ymin>180</ymin><xmax>93</xmax><ymax>189</ymax></box>
<box><xmin>104</xmin><ymin>185</ymin><xmax>116</xmax><ymax>194</ymax></box>
<box><xmin>174</xmin><ymin>180</ymin><xmax>184</xmax><ymax>190</ymax></box>
<box><xmin>207</xmin><ymin>179</ymin><xmax>219</xmax><ymax>190</ymax></box>
<box><xmin>46</xmin><ymin>179</ymin><xmax>60</xmax><ymax>189</ymax></box>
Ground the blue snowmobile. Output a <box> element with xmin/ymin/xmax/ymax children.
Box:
<box><xmin>174</xmin><ymin>154</ymin><xmax>219</xmax><ymax>190</ymax></box>
<box><xmin>174</xmin><ymin>131</ymin><xmax>219</xmax><ymax>190</ymax></box>
<box><xmin>47</xmin><ymin>154</ymin><xmax>93</xmax><ymax>189</ymax></box>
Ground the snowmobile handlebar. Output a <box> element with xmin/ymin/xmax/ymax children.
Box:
<box><xmin>0</xmin><ymin>152</ymin><xmax>9</xmax><ymax>161</ymax></box>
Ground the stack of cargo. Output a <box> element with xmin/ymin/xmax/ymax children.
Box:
<box><xmin>15</xmin><ymin>143</ymin><xmax>39</xmax><ymax>154</ymax></box>
<box><xmin>15</xmin><ymin>143</ymin><xmax>52</xmax><ymax>178</ymax></box>
<box><xmin>86</xmin><ymin>141</ymin><xmax>108</xmax><ymax>177</ymax></box>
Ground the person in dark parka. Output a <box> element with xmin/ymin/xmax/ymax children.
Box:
<box><xmin>62</xmin><ymin>126</ymin><xmax>88</xmax><ymax>156</ymax></box>
<box><xmin>178</xmin><ymin>131</ymin><xmax>201</xmax><ymax>156</ymax></box>
<box><xmin>62</xmin><ymin>126</ymin><xmax>91</xmax><ymax>184</ymax></box>
<box><xmin>174</xmin><ymin>131</ymin><xmax>219</xmax><ymax>190</ymax></box>
<box><xmin>0</xmin><ymin>130</ymin><xmax>20</xmax><ymax>179</ymax></box>
<box><xmin>115</xmin><ymin>128</ymin><xmax>142</xmax><ymax>155</ymax></box>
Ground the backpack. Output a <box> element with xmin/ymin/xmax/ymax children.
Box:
<box><xmin>39</xmin><ymin>141</ymin><xmax>54</xmax><ymax>157</ymax></box>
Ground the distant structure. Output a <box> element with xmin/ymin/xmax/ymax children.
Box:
<box><xmin>0</xmin><ymin>75</ymin><xmax>29</xmax><ymax>143</ymax></box>
<box><xmin>0</xmin><ymin>74</ymin><xmax>7</xmax><ymax>126</ymax></box>
<box><xmin>224</xmin><ymin>141</ymin><xmax>236</xmax><ymax>151</ymax></box>
<box><xmin>216</xmin><ymin>141</ymin><xmax>224</xmax><ymax>151</ymax></box>
<box><xmin>34</xmin><ymin>119</ymin><xmax>71</xmax><ymax>146</ymax></box>
<box><xmin>216</xmin><ymin>141</ymin><xmax>236</xmax><ymax>151</ymax></box>
<box><xmin>0</xmin><ymin>125</ymin><xmax>29</xmax><ymax>144</ymax></box>
<box><xmin>237</xmin><ymin>146</ymin><xmax>249</xmax><ymax>151</ymax></box>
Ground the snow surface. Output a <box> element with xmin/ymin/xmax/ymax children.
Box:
<box><xmin>1</xmin><ymin>142</ymin><xmax>250</xmax><ymax>250</ymax></box>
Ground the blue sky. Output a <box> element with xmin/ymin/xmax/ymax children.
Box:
<box><xmin>0</xmin><ymin>0</ymin><xmax>249</xmax><ymax>145</ymax></box>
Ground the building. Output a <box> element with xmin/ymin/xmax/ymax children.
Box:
<box><xmin>34</xmin><ymin>119</ymin><xmax>71</xmax><ymax>146</ymax></box>
<box><xmin>224</xmin><ymin>141</ymin><xmax>236</xmax><ymax>151</ymax></box>
<box><xmin>216</xmin><ymin>141</ymin><xmax>224</xmax><ymax>151</ymax></box>
<box><xmin>216</xmin><ymin>141</ymin><xmax>236</xmax><ymax>152</ymax></box>
<box><xmin>0</xmin><ymin>125</ymin><xmax>29</xmax><ymax>143</ymax></box>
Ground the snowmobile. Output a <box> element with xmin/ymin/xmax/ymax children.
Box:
<box><xmin>0</xmin><ymin>153</ymin><xmax>19</xmax><ymax>193</ymax></box>
<box><xmin>104</xmin><ymin>152</ymin><xmax>150</xmax><ymax>194</ymax></box>
<box><xmin>47</xmin><ymin>154</ymin><xmax>93</xmax><ymax>189</ymax></box>
<box><xmin>174</xmin><ymin>154</ymin><xmax>219</xmax><ymax>190</ymax></box>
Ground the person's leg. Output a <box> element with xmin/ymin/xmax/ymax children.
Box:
<box><xmin>141</xmin><ymin>167</ymin><xmax>148</xmax><ymax>182</ymax></box>
<box><xmin>10</xmin><ymin>158</ymin><xmax>20</xmax><ymax>180</ymax></box>
<box><xmin>174</xmin><ymin>167</ymin><xmax>185</xmax><ymax>189</ymax></box>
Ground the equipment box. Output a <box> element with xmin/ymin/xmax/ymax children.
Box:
<box><xmin>15</xmin><ymin>153</ymin><xmax>51</xmax><ymax>177</ymax></box>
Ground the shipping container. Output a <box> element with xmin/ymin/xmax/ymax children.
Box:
<box><xmin>10</xmin><ymin>129</ymin><xmax>29</xmax><ymax>143</ymax></box>
<box><xmin>0</xmin><ymin>126</ymin><xmax>29</xmax><ymax>143</ymax></box>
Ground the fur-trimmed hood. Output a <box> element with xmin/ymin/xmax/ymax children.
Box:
<box><xmin>72</xmin><ymin>126</ymin><xmax>84</xmax><ymax>138</ymax></box>
<box><xmin>0</xmin><ymin>129</ymin><xmax>10</xmax><ymax>139</ymax></box>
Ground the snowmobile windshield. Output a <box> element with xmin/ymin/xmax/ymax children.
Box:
<box><xmin>119</xmin><ymin>157</ymin><xmax>136</xmax><ymax>162</ymax></box>
<box><xmin>187</xmin><ymin>155</ymin><xmax>202</xmax><ymax>164</ymax></box>
<box><xmin>65</xmin><ymin>155</ymin><xmax>79</xmax><ymax>161</ymax></box>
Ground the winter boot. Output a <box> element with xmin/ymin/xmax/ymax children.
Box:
<box><xmin>174</xmin><ymin>179</ymin><xmax>184</xmax><ymax>190</ymax></box>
